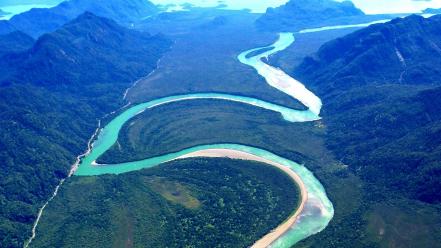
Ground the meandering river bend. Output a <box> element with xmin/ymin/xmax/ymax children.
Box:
<box><xmin>26</xmin><ymin>20</ymin><xmax>391</xmax><ymax>248</ymax></box>
<box><xmin>74</xmin><ymin>31</ymin><xmax>332</xmax><ymax>247</ymax></box>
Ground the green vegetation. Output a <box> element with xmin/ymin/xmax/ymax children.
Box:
<box><xmin>295</xmin><ymin>15</ymin><xmax>441</xmax><ymax>94</ymax></box>
<box><xmin>292</xmin><ymin>15</ymin><xmax>441</xmax><ymax>204</ymax></box>
<box><xmin>145</xmin><ymin>176</ymin><xmax>201</xmax><ymax>209</ymax></box>
<box><xmin>269</xmin><ymin>28</ymin><xmax>359</xmax><ymax>72</ymax></box>
<box><xmin>98</xmin><ymin>99</ymin><xmax>317</xmax><ymax>164</ymax></box>
<box><xmin>2</xmin><ymin>4</ymin><xmax>441</xmax><ymax>248</ymax></box>
<box><xmin>129</xmin><ymin>9</ymin><xmax>304</xmax><ymax>109</ymax></box>
<box><xmin>33</xmin><ymin>158</ymin><xmax>299</xmax><ymax>248</ymax></box>
<box><xmin>98</xmin><ymin>95</ymin><xmax>441</xmax><ymax>247</ymax></box>
<box><xmin>287</xmin><ymin>15</ymin><xmax>441</xmax><ymax>247</ymax></box>
<box><xmin>0</xmin><ymin>13</ymin><xmax>170</xmax><ymax>247</ymax></box>
<box><xmin>94</xmin><ymin>98</ymin><xmax>361</xmax><ymax>246</ymax></box>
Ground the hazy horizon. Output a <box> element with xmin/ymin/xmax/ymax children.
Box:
<box><xmin>150</xmin><ymin>0</ymin><xmax>441</xmax><ymax>14</ymax></box>
<box><xmin>2</xmin><ymin>0</ymin><xmax>441</xmax><ymax>14</ymax></box>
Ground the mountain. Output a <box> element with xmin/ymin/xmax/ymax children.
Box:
<box><xmin>424</xmin><ymin>8</ymin><xmax>441</xmax><ymax>14</ymax></box>
<box><xmin>0</xmin><ymin>8</ymin><xmax>9</xmax><ymax>17</ymax></box>
<box><xmin>0</xmin><ymin>0</ymin><xmax>158</xmax><ymax>37</ymax></box>
<box><xmin>293</xmin><ymin>15</ymin><xmax>441</xmax><ymax>204</ymax></box>
<box><xmin>0</xmin><ymin>12</ymin><xmax>170</xmax><ymax>247</ymax></box>
<box><xmin>295</xmin><ymin>15</ymin><xmax>441</xmax><ymax>93</ymax></box>
<box><xmin>0</xmin><ymin>20</ymin><xmax>15</xmax><ymax>33</ymax></box>
<box><xmin>256</xmin><ymin>0</ymin><xmax>384</xmax><ymax>31</ymax></box>
<box><xmin>0</xmin><ymin>31</ymin><xmax>34</xmax><ymax>56</ymax></box>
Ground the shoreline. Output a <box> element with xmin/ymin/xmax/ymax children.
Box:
<box><xmin>176</xmin><ymin>149</ymin><xmax>308</xmax><ymax>248</ymax></box>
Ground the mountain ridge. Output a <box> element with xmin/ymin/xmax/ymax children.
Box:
<box><xmin>0</xmin><ymin>0</ymin><xmax>158</xmax><ymax>37</ymax></box>
<box><xmin>256</xmin><ymin>0</ymin><xmax>392</xmax><ymax>31</ymax></box>
<box><xmin>0</xmin><ymin>12</ymin><xmax>170</xmax><ymax>247</ymax></box>
<box><xmin>0</xmin><ymin>31</ymin><xmax>34</xmax><ymax>57</ymax></box>
<box><xmin>291</xmin><ymin>14</ymin><xmax>441</xmax><ymax>205</ymax></box>
<box><xmin>295</xmin><ymin>14</ymin><xmax>441</xmax><ymax>94</ymax></box>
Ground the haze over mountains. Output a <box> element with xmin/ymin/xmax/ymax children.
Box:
<box><xmin>256</xmin><ymin>0</ymin><xmax>392</xmax><ymax>31</ymax></box>
<box><xmin>0</xmin><ymin>0</ymin><xmax>158</xmax><ymax>37</ymax></box>
<box><xmin>424</xmin><ymin>7</ymin><xmax>441</xmax><ymax>14</ymax></box>
<box><xmin>0</xmin><ymin>0</ymin><xmax>63</xmax><ymax>7</ymax></box>
<box><xmin>0</xmin><ymin>9</ymin><xmax>8</xmax><ymax>17</ymax></box>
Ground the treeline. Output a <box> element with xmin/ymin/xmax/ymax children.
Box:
<box><xmin>0</xmin><ymin>12</ymin><xmax>170</xmax><ymax>247</ymax></box>
<box><xmin>32</xmin><ymin>158</ymin><xmax>299</xmax><ymax>247</ymax></box>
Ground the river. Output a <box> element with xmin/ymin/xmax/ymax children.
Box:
<box><xmin>27</xmin><ymin>20</ymin><xmax>392</xmax><ymax>248</ymax></box>
<box><xmin>74</xmin><ymin>31</ymin><xmax>333</xmax><ymax>247</ymax></box>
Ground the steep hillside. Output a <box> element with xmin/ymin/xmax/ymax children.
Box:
<box><xmin>0</xmin><ymin>0</ymin><xmax>158</xmax><ymax>37</ymax></box>
<box><xmin>0</xmin><ymin>21</ymin><xmax>15</xmax><ymax>33</ymax></box>
<box><xmin>0</xmin><ymin>12</ymin><xmax>170</xmax><ymax>247</ymax></box>
<box><xmin>293</xmin><ymin>15</ymin><xmax>441</xmax><ymax>204</ymax></box>
<box><xmin>256</xmin><ymin>0</ymin><xmax>390</xmax><ymax>31</ymax></box>
<box><xmin>0</xmin><ymin>31</ymin><xmax>34</xmax><ymax>56</ymax></box>
<box><xmin>296</xmin><ymin>15</ymin><xmax>441</xmax><ymax>94</ymax></box>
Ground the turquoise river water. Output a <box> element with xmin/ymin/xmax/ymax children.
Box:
<box><xmin>74</xmin><ymin>20</ymin><xmax>389</xmax><ymax>247</ymax></box>
<box><xmin>74</xmin><ymin>33</ymin><xmax>331</xmax><ymax>247</ymax></box>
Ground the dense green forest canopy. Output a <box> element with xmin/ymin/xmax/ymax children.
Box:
<box><xmin>0</xmin><ymin>12</ymin><xmax>170</xmax><ymax>247</ymax></box>
<box><xmin>33</xmin><ymin>158</ymin><xmax>299</xmax><ymax>248</ymax></box>
<box><xmin>293</xmin><ymin>14</ymin><xmax>441</xmax><ymax>204</ymax></box>
<box><xmin>1</xmin><ymin>0</ymin><xmax>441</xmax><ymax>247</ymax></box>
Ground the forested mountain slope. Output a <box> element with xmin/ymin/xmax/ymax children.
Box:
<box><xmin>0</xmin><ymin>0</ymin><xmax>158</xmax><ymax>37</ymax></box>
<box><xmin>294</xmin><ymin>14</ymin><xmax>441</xmax><ymax>204</ymax></box>
<box><xmin>296</xmin><ymin>15</ymin><xmax>441</xmax><ymax>93</ymax></box>
<box><xmin>0</xmin><ymin>31</ymin><xmax>34</xmax><ymax>56</ymax></box>
<box><xmin>0</xmin><ymin>12</ymin><xmax>170</xmax><ymax>247</ymax></box>
<box><xmin>256</xmin><ymin>0</ymin><xmax>391</xmax><ymax>31</ymax></box>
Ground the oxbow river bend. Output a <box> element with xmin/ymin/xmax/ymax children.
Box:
<box><xmin>69</xmin><ymin>20</ymin><xmax>390</xmax><ymax>247</ymax></box>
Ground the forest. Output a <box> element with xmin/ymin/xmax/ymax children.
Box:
<box><xmin>33</xmin><ymin>158</ymin><xmax>299</xmax><ymax>248</ymax></box>
<box><xmin>0</xmin><ymin>12</ymin><xmax>170</xmax><ymax>247</ymax></box>
<box><xmin>1</xmin><ymin>0</ymin><xmax>441</xmax><ymax>247</ymax></box>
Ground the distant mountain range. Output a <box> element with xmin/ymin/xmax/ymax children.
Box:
<box><xmin>424</xmin><ymin>8</ymin><xmax>441</xmax><ymax>14</ymax></box>
<box><xmin>256</xmin><ymin>0</ymin><xmax>393</xmax><ymax>31</ymax></box>
<box><xmin>0</xmin><ymin>12</ymin><xmax>170</xmax><ymax>247</ymax></box>
<box><xmin>294</xmin><ymin>14</ymin><xmax>441</xmax><ymax>204</ymax></box>
<box><xmin>0</xmin><ymin>9</ymin><xmax>9</xmax><ymax>17</ymax></box>
<box><xmin>0</xmin><ymin>0</ymin><xmax>158</xmax><ymax>37</ymax></box>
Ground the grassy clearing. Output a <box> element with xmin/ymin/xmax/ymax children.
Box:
<box><xmin>144</xmin><ymin>177</ymin><xmax>201</xmax><ymax>209</ymax></box>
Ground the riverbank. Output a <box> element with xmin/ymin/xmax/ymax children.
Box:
<box><xmin>177</xmin><ymin>149</ymin><xmax>307</xmax><ymax>247</ymax></box>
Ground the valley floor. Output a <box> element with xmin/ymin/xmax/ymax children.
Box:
<box><xmin>28</xmin><ymin>7</ymin><xmax>441</xmax><ymax>248</ymax></box>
